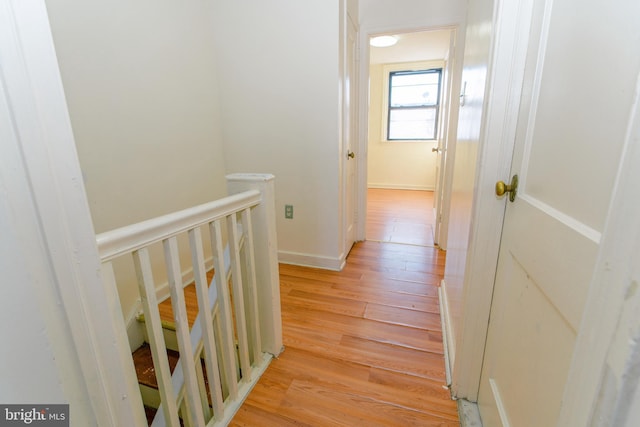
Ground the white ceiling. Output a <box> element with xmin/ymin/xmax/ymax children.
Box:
<box><xmin>369</xmin><ymin>29</ymin><xmax>452</xmax><ymax>65</ymax></box>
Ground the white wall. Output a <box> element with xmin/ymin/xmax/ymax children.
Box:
<box><xmin>359</xmin><ymin>0</ymin><xmax>467</xmax><ymax>32</ymax></box>
<box><xmin>213</xmin><ymin>0</ymin><xmax>344</xmax><ymax>269</ymax></box>
<box><xmin>44</xmin><ymin>0</ymin><xmax>470</xmax><ymax>319</ymax></box>
<box><xmin>214</xmin><ymin>0</ymin><xmax>468</xmax><ymax>268</ymax></box>
<box><xmin>45</xmin><ymin>1</ymin><xmax>229</xmax><ymax>321</ymax></box>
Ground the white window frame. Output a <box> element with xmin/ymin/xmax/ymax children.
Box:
<box><xmin>381</xmin><ymin>60</ymin><xmax>445</xmax><ymax>142</ymax></box>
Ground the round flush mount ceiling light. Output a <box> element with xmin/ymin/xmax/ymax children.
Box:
<box><xmin>369</xmin><ymin>35</ymin><xmax>398</xmax><ymax>47</ymax></box>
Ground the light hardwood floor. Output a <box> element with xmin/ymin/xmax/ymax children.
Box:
<box><xmin>366</xmin><ymin>188</ymin><xmax>437</xmax><ymax>247</ymax></box>
<box><xmin>230</xmin><ymin>188</ymin><xmax>458</xmax><ymax>426</ymax></box>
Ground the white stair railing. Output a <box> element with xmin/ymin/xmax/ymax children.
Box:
<box><xmin>97</xmin><ymin>174</ymin><xmax>282</xmax><ymax>427</ymax></box>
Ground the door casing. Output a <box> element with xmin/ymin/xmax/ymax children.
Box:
<box><xmin>356</xmin><ymin>24</ymin><xmax>464</xmax><ymax>247</ymax></box>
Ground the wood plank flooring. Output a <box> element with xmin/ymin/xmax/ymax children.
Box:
<box><xmin>230</xmin><ymin>189</ymin><xmax>458</xmax><ymax>426</ymax></box>
<box><xmin>366</xmin><ymin>188</ymin><xmax>436</xmax><ymax>247</ymax></box>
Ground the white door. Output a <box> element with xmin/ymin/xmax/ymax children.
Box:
<box><xmin>477</xmin><ymin>0</ymin><xmax>640</xmax><ymax>425</ymax></box>
<box><xmin>432</xmin><ymin>141</ymin><xmax>443</xmax><ymax>239</ymax></box>
<box><xmin>432</xmin><ymin>30</ymin><xmax>455</xmax><ymax>247</ymax></box>
<box><xmin>344</xmin><ymin>13</ymin><xmax>358</xmax><ymax>253</ymax></box>
<box><xmin>432</xmin><ymin>58</ymin><xmax>446</xmax><ymax>245</ymax></box>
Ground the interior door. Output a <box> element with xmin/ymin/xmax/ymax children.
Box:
<box><xmin>344</xmin><ymin>13</ymin><xmax>358</xmax><ymax>253</ymax></box>
<box><xmin>477</xmin><ymin>0</ymin><xmax>640</xmax><ymax>425</ymax></box>
<box><xmin>432</xmin><ymin>65</ymin><xmax>446</xmax><ymax>245</ymax></box>
<box><xmin>432</xmin><ymin>30</ymin><xmax>455</xmax><ymax>247</ymax></box>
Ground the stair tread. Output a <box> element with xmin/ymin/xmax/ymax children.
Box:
<box><xmin>133</xmin><ymin>343</ymin><xmax>180</xmax><ymax>389</ymax></box>
<box><xmin>133</xmin><ymin>343</ymin><xmax>214</xmax><ymax>403</ymax></box>
<box><xmin>137</xmin><ymin>268</ymin><xmax>216</xmax><ymax>329</ymax></box>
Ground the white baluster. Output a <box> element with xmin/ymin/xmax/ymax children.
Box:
<box><xmin>132</xmin><ymin>248</ymin><xmax>181</xmax><ymax>426</ymax></box>
<box><xmin>227</xmin><ymin>213</ymin><xmax>252</xmax><ymax>380</ymax></box>
<box><xmin>99</xmin><ymin>261</ymin><xmax>148</xmax><ymax>426</ymax></box>
<box><xmin>188</xmin><ymin>227</ymin><xmax>225</xmax><ymax>419</ymax></box>
<box><xmin>193</xmin><ymin>355</ymin><xmax>211</xmax><ymax>420</ymax></box>
<box><xmin>239</xmin><ymin>208</ymin><xmax>263</xmax><ymax>364</ymax></box>
<box><xmin>209</xmin><ymin>220</ymin><xmax>240</xmax><ymax>399</ymax></box>
<box><xmin>163</xmin><ymin>237</ymin><xmax>205</xmax><ymax>426</ymax></box>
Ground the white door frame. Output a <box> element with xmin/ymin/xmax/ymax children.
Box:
<box><xmin>2</xmin><ymin>1</ymin><xmax>145</xmax><ymax>425</ymax></box>
<box><xmin>432</xmin><ymin>29</ymin><xmax>458</xmax><ymax>249</ymax></box>
<box><xmin>356</xmin><ymin>24</ymin><xmax>463</xmax><ymax>245</ymax></box>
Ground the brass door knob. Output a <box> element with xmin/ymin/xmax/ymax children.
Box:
<box><xmin>347</xmin><ymin>151</ymin><xmax>355</xmax><ymax>159</ymax></box>
<box><xmin>495</xmin><ymin>175</ymin><xmax>518</xmax><ymax>202</ymax></box>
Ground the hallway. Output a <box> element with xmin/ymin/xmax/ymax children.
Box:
<box><xmin>230</xmin><ymin>189</ymin><xmax>458</xmax><ymax>426</ymax></box>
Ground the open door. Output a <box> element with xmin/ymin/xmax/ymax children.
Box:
<box><xmin>477</xmin><ymin>0</ymin><xmax>640</xmax><ymax>425</ymax></box>
<box><xmin>343</xmin><ymin>11</ymin><xmax>358</xmax><ymax>256</ymax></box>
<box><xmin>432</xmin><ymin>30</ymin><xmax>457</xmax><ymax>248</ymax></box>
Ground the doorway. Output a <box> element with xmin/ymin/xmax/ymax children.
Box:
<box><xmin>366</xmin><ymin>189</ymin><xmax>436</xmax><ymax>247</ymax></box>
<box><xmin>362</xmin><ymin>28</ymin><xmax>460</xmax><ymax>248</ymax></box>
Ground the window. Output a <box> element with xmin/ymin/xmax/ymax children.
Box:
<box><xmin>386</xmin><ymin>68</ymin><xmax>442</xmax><ymax>140</ymax></box>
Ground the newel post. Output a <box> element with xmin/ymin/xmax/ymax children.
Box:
<box><xmin>226</xmin><ymin>173</ymin><xmax>283</xmax><ymax>356</ymax></box>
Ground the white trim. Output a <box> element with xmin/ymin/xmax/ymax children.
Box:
<box><xmin>519</xmin><ymin>194</ymin><xmax>601</xmax><ymax>244</ymax></box>
<box><xmin>1</xmin><ymin>1</ymin><xmax>145</xmax><ymax>425</ymax></box>
<box><xmin>124</xmin><ymin>302</ymin><xmax>145</xmax><ymax>352</ymax></box>
<box><xmin>489</xmin><ymin>379</ymin><xmax>511</xmax><ymax>427</ymax></box>
<box><xmin>434</xmin><ymin>28</ymin><xmax>463</xmax><ymax>250</ymax></box>
<box><xmin>278</xmin><ymin>250</ymin><xmax>346</xmax><ymax>271</ymax></box>
<box><xmin>96</xmin><ymin>190</ymin><xmax>261</xmax><ymax>262</ymax></box>
<box><xmin>339</xmin><ymin>3</ymin><xmax>360</xmax><ymax>259</ymax></box>
<box><xmin>356</xmin><ymin>26</ymin><xmax>371</xmax><ymax>243</ymax></box>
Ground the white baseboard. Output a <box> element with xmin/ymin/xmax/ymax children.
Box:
<box><xmin>439</xmin><ymin>279</ymin><xmax>455</xmax><ymax>386</ymax></box>
<box><xmin>278</xmin><ymin>250</ymin><xmax>345</xmax><ymax>271</ymax></box>
<box><xmin>367</xmin><ymin>183</ymin><xmax>435</xmax><ymax>191</ymax></box>
<box><xmin>441</xmin><ymin>282</ymin><xmax>483</xmax><ymax>426</ymax></box>
<box><xmin>125</xmin><ymin>303</ymin><xmax>145</xmax><ymax>352</ymax></box>
<box><xmin>155</xmin><ymin>256</ymin><xmax>215</xmax><ymax>303</ymax></box>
